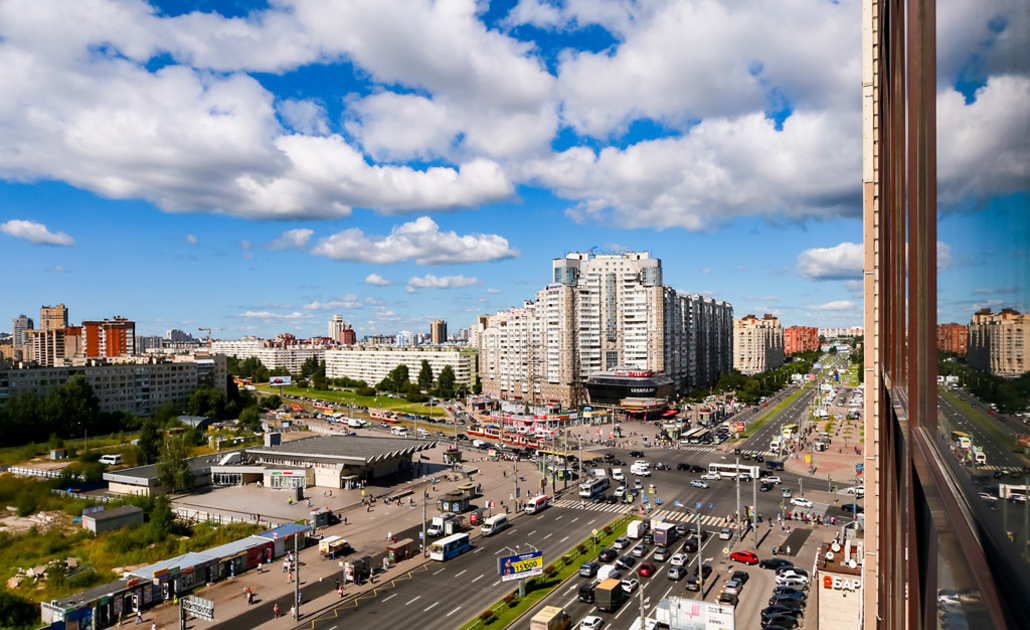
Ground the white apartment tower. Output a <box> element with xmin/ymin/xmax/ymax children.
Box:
<box><xmin>733</xmin><ymin>314</ymin><xmax>785</xmax><ymax>375</ymax></box>
<box><xmin>477</xmin><ymin>251</ymin><xmax>733</xmax><ymax>406</ymax></box>
<box><xmin>329</xmin><ymin>315</ymin><xmax>350</xmax><ymax>343</ymax></box>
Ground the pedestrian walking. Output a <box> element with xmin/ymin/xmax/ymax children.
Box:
<box><xmin>288</xmin><ymin>571</ymin><xmax>293</xmax><ymax>583</ymax></box>
<box><xmin>274</xmin><ymin>604</ymin><xmax>280</xmax><ymax>619</ymax></box>
<box><xmin>136</xmin><ymin>611</ymin><xmax>143</xmax><ymax>625</ymax></box>
<box><xmin>786</xmin><ymin>544</ymin><xmax>791</xmax><ymax>555</ymax></box>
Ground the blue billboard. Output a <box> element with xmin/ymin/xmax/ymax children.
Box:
<box><xmin>498</xmin><ymin>551</ymin><xmax>544</xmax><ymax>582</ymax></box>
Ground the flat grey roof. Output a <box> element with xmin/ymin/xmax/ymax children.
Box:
<box><xmin>85</xmin><ymin>505</ymin><xmax>143</xmax><ymax>521</ymax></box>
<box><xmin>247</xmin><ymin>435</ymin><xmax>436</xmax><ymax>464</ymax></box>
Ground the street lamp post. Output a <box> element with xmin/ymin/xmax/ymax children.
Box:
<box><xmin>735</xmin><ymin>453</ymin><xmax>742</xmax><ymax>543</ymax></box>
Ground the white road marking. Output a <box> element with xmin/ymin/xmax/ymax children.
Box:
<box><xmin>446</xmin><ymin>607</ymin><xmax>462</xmax><ymax>617</ymax></box>
<box><xmin>570</xmin><ymin>518</ymin><xmax>579</xmax><ymax>523</ymax></box>
<box><xmin>406</xmin><ymin>596</ymin><xmax>422</xmax><ymax>606</ymax></box>
<box><xmin>555</xmin><ymin>515</ymin><xmax>563</xmax><ymax>520</ymax></box>
<box><xmin>382</xmin><ymin>594</ymin><xmax>397</xmax><ymax>603</ymax></box>
<box><xmin>494</xmin><ymin>580</ymin><xmax>501</xmax><ymax>586</ymax></box>
<box><xmin>529</xmin><ymin>530</ymin><xmax>537</xmax><ymax>536</ymax></box>
<box><xmin>544</xmin><ymin>533</ymin><xmax>553</xmax><ymax>539</ymax></box>
<box><xmin>561</xmin><ymin>536</ymin><xmax>570</xmax><ymax>542</ymax></box>
<box><xmin>474</xmin><ymin>547</ymin><xmax>484</xmax><ymax>553</ymax></box>
<box><xmin>424</xmin><ymin>602</ymin><xmax>438</xmax><ymax>612</ymax></box>
<box><xmin>433</xmin><ymin>568</ymin><xmax>445</xmax><ymax>575</ymax></box>
<box><xmin>495</xmin><ymin>549</ymin><xmax>505</xmax><ymax>555</ymax></box>
<box><xmin>455</xmin><ymin>570</ymin><xmax>467</xmax><ymax>578</ymax></box>
<box><xmin>471</xmin><ymin>574</ymin><xmax>484</xmax><ymax>583</ymax></box>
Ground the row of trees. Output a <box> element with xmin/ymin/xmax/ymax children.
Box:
<box><xmin>683</xmin><ymin>350</ymin><xmax>820</xmax><ymax>404</ymax></box>
<box><xmin>376</xmin><ymin>360</ymin><xmax>461</xmax><ymax>401</ymax></box>
<box><xmin>939</xmin><ymin>359</ymin><xmax>1030</xmax><ymax>413</ymax></box>
<box><xmin>0</xmin><ymin>375</ymin><xmax>119</xmax><ymax>448</ymax></box>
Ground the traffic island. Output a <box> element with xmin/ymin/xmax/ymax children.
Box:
<box><xmin>456</xmin><ymin>514</ymin><xmax>636</xmax><ymax>630</ymax></box>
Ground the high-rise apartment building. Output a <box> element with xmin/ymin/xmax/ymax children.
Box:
<box><xmin>165</xmin><ymin>328</ymin><xmax>197</xmax><ymax>343</ymax></box>
<box><xmin>82</xmin><ymin>317</ymin><xmax>136</xmax><ymax>357</ymax></box>
<box><xmin>39</xmin><ymin>304</ymin><xmax>68</xmax><ymax>331</ymax></box>
<box><xmin>25</xmin><ymin>326</ymin><xmax>83</xmax><ymax>366</ymax></box>
<box><xmin>476</xmin><ymin>251</ymin><xmax>732</xmax><ymax>406</ymax></box>
<box><xmin>967</xmin><ymin>309</ymin><xmax>1028</xmax><ymax>376</ymax></box>
<box><xmin>733</xmin><ymin>314</ymin><xmax>784</xmax><ymax>375</ymax></box>
<box><xmin>430</xmin><ymin>320</ymin><xmax>447</xmax><ymax>345</ymax></box>
<box><xmin>329</xmin><ymin>315</ymin><xmax>355</xmax><ymax>344</ymax></box>
<box><xmin>937</xmin><ymin>322</ymin><xmax>968</xmax><ymax>356</ymax></box>
<box><xmin>784</xmin><ymin>326</ymin><xmax>820</xmax><ymax>355</ymax></box>
<box><xmin>12</xmin><ymin>315</ymin><xmax>33</xmax><ymax>349</ymax></box>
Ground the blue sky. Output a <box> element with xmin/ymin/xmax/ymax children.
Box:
<box><xmin>1</xmin><ymin>0</ymin><xmax>1026</xmax><ymax>339</ymax></box>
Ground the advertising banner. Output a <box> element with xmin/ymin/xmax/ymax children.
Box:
<box><xmin>270</xmin><ymin>376</ymin><xmax>292</xmax><ymax>387</ymax></box>
<box><xmin>498</xmin><ymin>551</ymin><xmax>543</xmax><ymax>582</ymax></box>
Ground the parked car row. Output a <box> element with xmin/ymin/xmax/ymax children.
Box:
<box><xmin>758</xmin><ymin>559</ymin><xmax>810</xmax><ymax>630</ymax></box>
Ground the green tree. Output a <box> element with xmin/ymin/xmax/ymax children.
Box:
<box><xmin>136</xmin><ymin>417</ymin><xmax>162</xmax><ymax>465</ymax></box>
<box><xmin>187</xmin><ymin>386</ymin><xmax>226</xmax><ymax>418</ymax></box>
<box><xmin>436</xmin><ymin>365</ymin><xmax>456</xmax><ymax>399</ymax></box>
<box><xmin>263</xmin><ymin>394</ymin><xmax>282</xmax><ymax>410</ymax></box>
<box><xmin>46</xmin><ymin>374</ymin><xmax>101</xmax><ymax>438</ymax></box>
<box><xmin>0</xmin><ymin>587</ymin><xmax>37</xmax><ymax>628</ymax></box>
<box><xmin>239</xmin><ymin>406</ymin><xmax>262</xmax><ymax>431</ymax></box>
<box><xmin>301</xmin><ymin>356</ymin><xmax>321</xmax><ymax>379</ymax></box>
<box><xmin>157</xmin><ymin>433</ymin><xmax>195</xmax><ymax>493</ymax></box>
<box><xmin>387</xmin><ymin>364</ymin><xmax>410</xmax><ymax>392</ymax></box>
<box><xmin>418</xmin><ymin>360</ymin><xmax>434</xmax><ymax>392</ymax></box>
<box><xmin>472</xmin><ymin>375</ymin><xmax>482</xmax><ymax>395</ymax></box>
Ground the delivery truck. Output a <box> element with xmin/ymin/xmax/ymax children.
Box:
<box><xmin>595</xmin><ymin>578</ymin><xmax>626</xmax><ymax>612</ymax></box>
<box><xmin>653</xmin><ymin>521</ymin><xmax>677</xmax><ymax>546</ymax></box>
<box><xmin>530</xmin><ymin>607</ymin><xmax>571</xmax><ymax>630</ymax></box>
<box><xmin>318</xmin><ymin>535</ymin><xmax>351</xmax><ymax>558</ymax></box>
<box><xmin>427</xmin><ymin>514</ymin><xmax>460</xmax><ymax>537</ymax></box>
<box><xmin>627</xmin><ymin>520</ymin><xmax>648</xmax><ymax>539</ymax></box>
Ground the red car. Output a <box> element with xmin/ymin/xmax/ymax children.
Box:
<box><xmin>637</xmin><ymin>562</ymin><xmax>657</xmax><ymax>577</ymax></box>
<box><xmin>729</xmin><ymin>551</ymin><xmax>759</xmax><ymax>565</ymax></box>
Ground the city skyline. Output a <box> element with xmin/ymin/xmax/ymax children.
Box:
<box><xmin>1</xmin><ymin>0</ymin><xmax>1026</xmax><ymax>339</ymax></box>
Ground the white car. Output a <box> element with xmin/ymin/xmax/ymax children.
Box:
<box><xmin>621</xmin><ymin>578</ymin><xmax>640</xmax><ymax>593</ymax></box>
<box><xmin>632</xmin><ymin>468</ymin><xmax>652</xmax><ymax>477</ymax></box>
<box><xmin>845</xmin><ymin>485</ymin><xmax>865</xmax><ymax>495</ymax></box>
<box><xmin>690</xmin><ymin>480</ymin><xmax>709</xmax><ymax>489</ymax></box>
<box><xmin>775</xmin><ymin>572</ymin><xmax>810</xmax><ymax>587</ymax></box>
<box><xmin>700</xmin><ymin>472</ymin><xmax>721</xmax><ymax>481</ymax></box>
<box><xmin>790</xmin><ymin>497</ymin><xmax>814</xmax><ymax>508</ymax></box>
<box><xmin>579</xmin><ymin>616</ymin><xmax>604</xmax><ymax>630</ymax></box>
<box><xmin>765</xmin><ymin>476</ymin><xmax>782</xmax><ymax>484</ymax></box>
<box><xmin>979</xmin><ymin>492</ymin><xmax>998</xmax><ymax>503</ymax></box>
<box><xmin>634</xmin><ymin>460</ymin><xmax>650</xmax><ymax>468</ymax></box>
<box><xmin>615</xmin><ymin>486</ymin><xmax>627</xmax><ymax>497</ymax></box>
<box><xmin>718</xmin><ymin>528</ymin><xmax>732</xmax><ymax>540</ymax></box>
<box><xmin>670</xmin><ymin>553</ymin><xmax>687</xmax><ymax>566</ymax></box>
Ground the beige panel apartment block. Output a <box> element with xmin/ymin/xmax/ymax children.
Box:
<box><xmin>732</xmin><ymin>314</ymin><xmax>784</xmax><ymax>375</ymax></box>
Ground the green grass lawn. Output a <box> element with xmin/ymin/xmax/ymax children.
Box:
<box><xmin>741</xmin><ymin>383</ymin><xmax>810</xmax><ymax>439</ymax></box>
<box><xmin>939</xmin><ymin>386</ymin><xmax>1018</xmax><ymax>451</ymax></box>
<box><xmin>255</xmin><ymin>385</ymin><xmax>449</xmax><ymax>417</ymax></box>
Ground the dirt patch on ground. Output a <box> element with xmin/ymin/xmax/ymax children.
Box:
<box><xmin>0</xmin><ymin>509</ymin><xmax>75</xmax><ymax>535</ymax></box>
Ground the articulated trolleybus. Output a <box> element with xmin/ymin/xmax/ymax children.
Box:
<box><xmin>708</xmin><ymin>462</ymin><xmax>761</xmax><ymax>479</ymax></box>
<box><xmin>579</xmin><ymin>477</ymin><xmax>610</xmax><ymax>498</ymax></box>
<box><xmin>430</xmin><ymin>532</ymin><xmax>471</xmax><ymax>561</ymax></box>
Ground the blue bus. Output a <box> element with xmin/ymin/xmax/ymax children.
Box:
<box><xmin>430</xmin><ymin>532</ymin><xmax>471</xmax><ymax>561</ymax></box>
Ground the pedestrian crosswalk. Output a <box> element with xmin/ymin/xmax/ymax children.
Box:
<box><xmin>550</xmin><ymin>500</ymin><xmax>742</xmax><ymax>529</ymax></box>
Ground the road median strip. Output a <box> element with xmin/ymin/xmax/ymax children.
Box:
<box><xmin>454</xmin><ymin>513</ymin><xmax>636</xmax><ymax>630</ymax></box>
<box><xmin>740</xmin><ymin>382</ymin><xmax>811</xmax><ymax>439</ymax></box>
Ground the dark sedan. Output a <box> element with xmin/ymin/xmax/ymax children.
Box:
<box><xmin>759</xmin><ymin>558</ymin><xmax>794</xmax><ymax>571</ymax></box>
<box><xmin>598</xmin><ymin>548</ymin><xmax>617</xmax><ymax>562</ymax></box>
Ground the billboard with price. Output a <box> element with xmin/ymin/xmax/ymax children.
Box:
<box><xmin>498</xmin><ymin>551</ymin><xmax>543</xmax><ymax>582</ymax></box>
<box><xmin>270</xmin><ymin>376</ymin><xmax>292</xmax><ymax>387</ymax></box>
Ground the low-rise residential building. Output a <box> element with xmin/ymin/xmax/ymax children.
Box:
<box><xmin>324</xmin><ymin>346</ymin><xmax>476</xmax><ymax>387</ymax></box>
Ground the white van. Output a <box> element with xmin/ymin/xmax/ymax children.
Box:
<box><xmin>525</xmin><ymin>495</ymin><xmax>550</xmax><ymax>514</ymax></box>
<box><xmin>630</xmin><ymin>464</ymin><xmax>651</xmax><ymax>477</ymax></box>
<box><xmin>596</xmin><ymin>564</ymin><xmax>621</xmax><ymax>583</ymax></box>
<box><xmin>481</xmin><ymin>514</ymin><xmax>509</xmax><ymax>536</ymax></box>
<box><xmin>99</xmin><ymin>454</ymin><xmax>122</xmax><ymax>465</ymax></box>
<box><xmin>391</xmin><ymin>427</ymin><xmax>408</xmax><ymax>436</ymax></box>
<box><xmin>612</xmin><ymin>468</ymin><xmax>625</xmax><ymax>481</ymax></box>
<box><xmin>770</xmin><ymin>439</ymin><xmax>781</xmax><ymax>453</ymax></box>
<box><xmin>346</xmin><ymin>418</ymin><xmax>366</xmax><ymax>428</ymax></box>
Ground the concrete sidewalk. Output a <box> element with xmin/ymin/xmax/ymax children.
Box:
<box><xmin>145</xmin><ymin>444</ymin><xmax>550</xmax><ymax>630</ymax></box>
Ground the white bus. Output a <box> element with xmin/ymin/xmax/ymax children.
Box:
<box><xmin>429</xmin><ymin>532</ymin><xmax>471</xmax><ymax>561</ymax></box>
<box><xmin>579</xmin><ymin>477</ymin><xmax>610</xmax><ymax>498</ymax></box>
<box><xmin>679</xmin><ymin>428</ymin><xmax>705</xmax><ymax>444</ymax></box>
<box><xmin>708</xmin><ymin>463</ymin><xmax>761</xmax><ymax>479</ymax></box>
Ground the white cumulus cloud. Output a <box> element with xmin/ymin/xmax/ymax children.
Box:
<box><xmin>186</xmin><ymin>233</ymin><xmax>198</xmax><ymax>244</ymax></box>
<box><xmin>365</xmin><ymin>274</ymin><xmax>393</xmax><ymax>286</ymax></box>
<box><xmin>236</xmin><ymin>311</ymin><xmax>310</xmax><ymax>320</ymax></box>
<box><xmin>797</xmin><ymin>242</ymin><xmax>863</xmax><ymax>281</ymax></box>
<box><xmin>810</xmin><ymin>300</ymin><xmax>859</xmax><ymax>311</ymax></box>
<box><xmin>268</xmin><ymin>229</ymin><xmax>314</xmax><ymax>251</ymax></box>
<box><xmin>407</xmin><ymin>274</ymin><xmax>482</xmax><ymax>289</ymax></box>
<box><xmin>1</xmin><ymin>220</ymin><xmax>76</xmax><ymax>246</ymax></box>
<box><xmin>308</xmin><ymin>216</ymin><xmax>519</xmax><ymax>265</ymax></box>
<box><xmin>302</xmin><ymin>295</ymin><xmax>363</xmax><ymax>311</ymax></box>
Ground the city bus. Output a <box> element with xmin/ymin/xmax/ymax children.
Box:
<box><xmin>782</xmin><ymin>424</ymin><xmax>799</xmax><ymax>438</ymax></box>
<box><xmin>951</xmin><ymin>430</ymin><xmax>972</xmax><ymax>449</ymax></box>
<box><xmin>579</xmin><ymin>477</ymin><xmax>610</xmax><ymax>498</ymax></box>
<box><xmin>537</xmin><ymin>449</ymin><xmax>577</xmax><ymax>465</ymax></box>
<box><xmin>708</xmin><ymin>463</ymin><xmax>761</xmax><ymax>479</ymax></box>
<box><xmin>680</xmin><ymin>428</ymin><xmax>709</xmax><ymax>444</ymax></box>
<box><xmin>429</xmin><ymin>532</ymin><xmax>471</xmax><ymax>561</ymax></box>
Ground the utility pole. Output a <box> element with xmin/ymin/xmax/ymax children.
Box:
<box><xmin>638</xmin><ymin>573</ymin><xmax>646</xmax><ymax>630</ymax></box>
<box><xmin>563</xmin><ymin>427</ymin><xmax>569</xmax><ymax>491</ymax></box>
<box><xmin>735</xmin><ymin>453</ymin><xmax>742</xmax><ymax>543</ymax></box>
<box><xmin>578</xmin><ymin>433</ymin><xmax>583</xmax><ymax>481</ymax></box>
<box><xmin>422</xmin><ymin>488</ymin><xmax>428</xmax><ymax>557</ymax></box>
<box><xmin>514</xmin><ymin>456</ymin><xmax>519</xmax><ymax>509</ymax></box>
<box><xmin>753</xmin><ymin>475</ymin><xmax>758</xmax><ymax>547</ymax></box>
<box><xmin>696</xmin><ymin>510</ymin><xmax>705</xmax><ymax>599</ymax></box>
<box><xmin>293</xmin><ymin>533</ymin><xmax>300</xmax><ymax>620</ymax></box>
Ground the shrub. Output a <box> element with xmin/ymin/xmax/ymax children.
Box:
<box><xmin>543</xmin><ymin>565</ymin><xmax>556</xmax><ymax>577</ymax></box>
<box><xmin>479</xmin><ymin>610</ymin><xmax>494</xmax><ymax>622</ymax></box>
<box><xmin>503</xmin><ymin>593</ymin><xmax>515</xmax><ymax>606</ymax></box>
<box><xmin>577</xmin><ymin>544</ymin><xmax>587</xmax><ymax>554</ymax></box>
<box><xmin>603</xmin><ymin>526</ymin><xmax>612</xmax><ymax>534</ymax></box>
<box><xmin>356</xmin><ymin>387</ymin><xmax>377</xmax><ymax>397</ymax></box>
